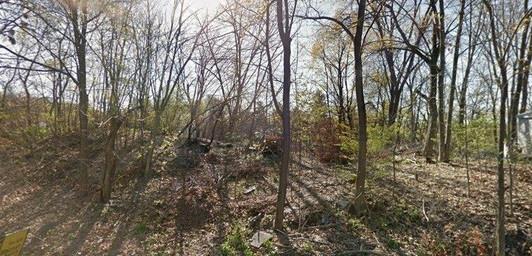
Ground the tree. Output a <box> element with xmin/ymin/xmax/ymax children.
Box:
<box><xmin>310</xmin><ymin>29</ymin><xmax>354</xmax><ymax>128</ymax></box>
<box><xmin>372</xmin><ymin>7</ymin><xmax>421</xmax><ymax>126</ymax></box>
<box><xmin>143</xmin><ymin>0</ymin><xmax>205</xmax><ymax>176</ymax></box>
<box><xmin>387</xmin><ymin>0</ymin><xmax>442</xmax><ymax>163</ymax></box>
<box><xmin>0</xmin><ymin>0</ymin><xmax>105</xmax><ymax>193</ymax></box>
<box><xmin>509</xmin><ymin>0</ymin><xmax>532</xmax><ymax>144</ymax></box>
<box><xmin>351</xmin><ymin>0</ymin><xmax>368</xmax><ymax>211</ymax></box>
<box><xmin>69</xmin><ymin>0</ymin><xmax>91</xmax><ymax>193</ymax></box>
<box><xmin>483</xmin><ymin>1</ymin><xmax>532</xmax><ymax>253</ymax></box>
<box><xmin>436</xmin><ymin>0</ymin><xmax>446</xmax><ymax>162</ymax></box>
<box><xmin>98</xmin><ymin>1</ymin><xmax>136</xmax><ymax>203</ymax></box>
<box><xmin>442</xmin><ymin>0</ymin><xmax>465</xmax><ymax>162</ymax></box>
<box><xmin>0</xmin><ymin>0</ymin><xmax>27</xmax><ymax>41</ymax></box>
<box><xmin>458</xmin><ymin>4</ymin><xmax>483</xmax><ymax>126</ymax></box>
<box><xmin>483</xmin><ymin>1</ymin><xmax>512</xmax><ymax>254</ymax></box>
<box><xmin>273</xmin><ymin>0</ymin><xmax>297</xmax><ymax>230</ymax></box>
<box><xmin>299</xmin><ymin>0</ymin><xmax>369</xmax><ymax>212</ymax></box>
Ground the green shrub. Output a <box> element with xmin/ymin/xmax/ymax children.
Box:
<box><xmin>347</xmin><ymin>217</ymin><xmax>364</xmax><ymax>231</ymax></box>
<box><xmin>300</xmin><ymin>241</ymin><xmax>314</xmax><ymax>255</ymax></box>
<box><xmin>340</xmin><ymin>122</ymin><xmax>407</xmax><ymax>160</ymax></box>
<box><xmin>134</xmin><ymin>222</ymin><xmax>148</xmax><ymax>235</ymax></box>
<box><xmin>262</xmin><ymin>240</ymin><xmax>277</xmax><ymax>256</ymax></box>
<box><xmin>220</xmin><ymin>223</ymin><xmax>254</xmax><ymax>256</ymax></box>
<box><xmin>386</xmin><ymin>237</ymin><xmax>401</xmax><ymax>250</ymax></box>
<box><xmin>453</xmin><ymin>116</ymin><xmax>497</xmax><ymax>159</ymax></box>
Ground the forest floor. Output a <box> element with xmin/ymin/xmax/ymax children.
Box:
<box><xmin>0</xmin><ymin>134</ymin><xmax>531</xmax><ymax>255</ymax></box>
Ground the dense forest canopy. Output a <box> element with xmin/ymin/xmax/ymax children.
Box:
<box><xmin>0</xmin><ymin>0</ymin><xmax>531</xmax><ymax>255</ymax></box>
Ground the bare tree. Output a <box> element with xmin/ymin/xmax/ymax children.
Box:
<box><xmin>298</xmin><ymin>0</ymin><xmax>369</xmax><ymax>212</ymax></box>
<box><xmin>98</xmin><ymin>1</ymin><xmax>137</xmax><ymax>203</ymax></box>
<box><xmin>482</xmin><ymin>1</ymin><xmax>527</xmax><ymax>254</ymax></box>
<box><xmin>143</xmin><ymin>1</ymin><xmax>206</xmax><ymax>176</ymax></box>
<box><xmin>458</xmin><ymin>4</ymin><xmax>483</xmax><ymax>126</ymax></box>
<box><xmin>387</xmin><ymin>0</ymin><xmax>442</xmax><ymax>163</ymax></box>
<box><xmin>442</xmin><ymin>0</ymin><xmax>466</xmax><ymax>162</ymax></box>
<box><xmin>273</xmin><ymin>0</ymin><xmax>297</xmax><ymax>230</ymax></box>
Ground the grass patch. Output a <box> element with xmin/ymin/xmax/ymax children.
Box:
<box><xmin>134</xmin><ymin>222</ymin><xmax>148</xmax><ymax>235</ymax></box>
<box><xmin>220</xmin><ymin>223</ymin><xmax>254</xmax><ymax>256</ymax></box>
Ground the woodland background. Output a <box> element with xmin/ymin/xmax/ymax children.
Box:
<box><xmin>0</xmin><ymin>0</ymin><xmax>531</xmax><ymax>255</ymax></box>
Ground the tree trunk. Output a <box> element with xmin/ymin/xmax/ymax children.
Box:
<box><xmin>520</xmin><ymin>22</ymin><xmax>532</xmax><ymax>114</ymax></box>
<box><xmin>457</xmin><ymin>8</ymin><xmax>480</xmax><ymax>125</ymax></box>
<box><xmin>352</xmin><ymin>0</ymin><xmax>368</xmax><ymax>213</ymax></box>
<box><xmin>442</xmin><ymin>0</ymin><xmax>465</xmax><ymax>162</ymax></box>
<box><xmin>437</xmin><ymin>0</ymin><xmax>446</xmax><ymax>161</ymax></box>
<box><xmin>72</xmin><ymin>2</ymin><xmax>90</xmax><ymax>194</ymax></box>
<box><xmin>424</xmin><ymin>62</ymin><xmax>439</xmax><ymax>163</ymax></box>
<box><xmin>484</xmin><ymin>1</ymin><xmax>507</xmax><ymax>254</ymax></box>
<box><xmin>384</xmin><ymin>49</ymin><xmax>400</xmax><ymax>126</ymax></box>
<box><xmin>509</xmin><ymin>0</ymin><xmax>530</xmax><ymax>144</ymax></box>
<box><xmin>145</xmin><ymin>111</ymin><xmax>161</xmax><ymax>177</ymax></box>
<box><xmin>409</xmin><ymin>85</ymin><xmax>417</xmax><ymax>141</ymax></box>
<box><xmin>495</xmin><ymin>78</ymin><xmax>508</xmax><ymax>256</ymax></box>
<box><xmin>458</xmin><ymin>48</ymin><xmax>475</xmax><ymax>125</ymax></box>
<box><xmin>424</xmin><ymin>1</ymin><xmax>440</xmax><ymax>163</ymax></box>
<box><xmin>274</xmin><ymin>0</ymin><xmax>292</xmax><ymax>230</ymax></box>
<box><xmin>101</xmin><ymin>116</ymin><xmax>122</xmax><ymax>203</ymax></box>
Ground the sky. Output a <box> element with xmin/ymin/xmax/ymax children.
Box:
<box><xmin>186</xmin><ymin>0</ymin><xmax>224</xmax><ymax>13</ymax></box>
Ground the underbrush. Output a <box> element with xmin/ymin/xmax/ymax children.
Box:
<box><xmin>220</xmin><ymin>223</ymin><xmax>277</xmax><ymax>256</ymax></box>
<box><xmin>220</xmin><ymin>223</ymin><xmax>254</xmax><ymax>256</ymax></box>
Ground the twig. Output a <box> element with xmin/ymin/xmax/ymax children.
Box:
<box><xmin>337</xmin><ymin>250</ymin><xmax>385</xmax><ymax>255</ymax></box>
<box><xmin>422</xmin><ymin>198</ymin><xmax>430</xmax><ymax>222</ymax></box>
<box><xmin>300</xmin><ymin>223</ymin><xmax>338</xmax><ymax>231</ymax></box>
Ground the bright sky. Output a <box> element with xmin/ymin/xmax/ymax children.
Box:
<box><xmin>186</xmin><ymin>0</ymin><xmax>224</xmax><ymax>13</ymax></box>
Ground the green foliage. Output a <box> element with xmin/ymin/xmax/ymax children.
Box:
<box><xmin>134</xmin><ymin>222</ymin><xmax>148</xmax><ymax>235</ymax></box>
<box><xmin>24</xmin><ymin>125</ymin><xmax>50</xmax><ymax>140</ymax></box>
<box><xmin>2</xmin><ymin>118</ymin><xmax>52</xmax><ymax>146</ymax></box>
<box><xmin>338</xmin><ymin>126</ymin><xmax>357</xmax><ymax>161</ymax></box>
<box><xmin>160</xmin><ymin>97</ymin><xmax>188</xmax><ymax>131</ymax></box>
<box><xmin>334</xmin><ymin>165</ymin><xmax>357</xmax><ymax>184</ymax></box>
<box><xmin>453</xmin><ymin>116</ymin><xmax>498</xmax><ymax>158</ymax></box>
<box><xmin>340</xmin><ymin>122</ymin><xmax>407</xmax><ymax>160</ymax></box>
<box><xmin>367</xmin><ymin>125</ymin><xmax>395</xmax><ymax>154</ymax></box>
<box><xmin>347</xmin><ymin>217</ymin><xmax>364</xmax><ymax>231</ymax></box>
<box><xmin>385</xmin><ymin>237</ymin><xmax>401</xmax><ymax>250</ymax></box>
<box><xmin>220</xmin><ymin>223</ymin><xmax>254</xmax><ymax>256</ymax></box>
<box><xmin>367</xmin><ymin>199</ymin><xmax>421</xmax><ymax>232</ymax></box>
<box><xmin>299</xmin><ymin>241</ymin><xmax>314</xmax><ymax>255</ymax></box>
<box><xmin>261</xmin><ymin>240</ymin><xmax>277</xmax><ymax>256</ymax></box>
<box><xmin>295</xmin><ymin>90</ymin><xmax>342</xmax><ymax>163</ymax></box>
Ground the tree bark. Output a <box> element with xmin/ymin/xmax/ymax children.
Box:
<box><xmin>442</xmin><ymin>0</ymin><xmax>465</xmax><ymax>162</ymax></box>
<box><xmin>509</xmin><ymin>0</ymin><xmax>530</xmax><ymax>144</ymax></box>
<box><xmin>520</xmin><ymin>20</ymin><xmax>532</xmax><ymax>114</ymax></box>
<box><xmin>352</xmin><ymin>0</ymin><xmax>368</xmax><ymax>213</ymax></box>
<box><xmin>71</xmin><ymin>0</ymin><xmax>90</xmax><ymax>194</ymax></box>
<box><xmin>457</xmin><ymin>8</ymin><xmax>481</xmax><ymax>125</ymax></box>
<box><xmin>484</xmin><ymin>1</ymin><xmax>507</xmax><ymax>254</ymax></box>
<box><xmin>274</xmin><ymin>0</ymin><xmax>293</xmax><ymax>230</ymax></box>
<box><xmin>101</xmin><ymin>116</ymin><xmax>122</xmax><ymax>203</ymax></box>
<box><xmin>437</xmin><ymin>0</ymin><xmax>446</xmax><ymax>161</ymax></box>
<box><xmin>424</xmin><ymin>2</ymin><xmax>440</xmax><ymax>163</ymax></box>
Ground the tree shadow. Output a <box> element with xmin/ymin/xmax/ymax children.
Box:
<box><xmin>63</xmin><ymin>203</ymin><xmax>104</xmax><ymax>255</ymax></box>
<box><xmin>107</xmin><ymin>176</ymin><xmax>149</xmax><ymax>255</ymax></box>
<box><xmin>288</xmin><ymin>169</ymin><xmax>381</xmax><ymax>254</ymax></box>
<box><xmin>361</xmin><ymin>172</ymin><xmax>503</xmax><ymax>255</ymax></box>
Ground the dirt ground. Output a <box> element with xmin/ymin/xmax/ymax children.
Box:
<box><xmin>0</xmin><ymin>135</ymin><xmax>531</xmax><ymax>255</ymax></box>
